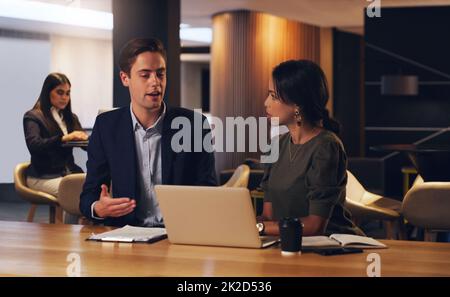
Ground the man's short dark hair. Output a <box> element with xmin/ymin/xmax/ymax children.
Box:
<box><xmin>119</xmin><ymin>38</ymin><xmax>167</xmax><ymax>75</ymax></box>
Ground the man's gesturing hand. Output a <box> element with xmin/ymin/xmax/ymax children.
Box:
<box><xmin>93</xmin><ymin>184</ymin><xmax>136</xmax><ymax>218</ymax></box>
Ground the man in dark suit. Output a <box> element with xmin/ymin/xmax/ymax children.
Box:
<box><xmin>80</xmin><ymin>38</ymin><xmax>217</xmax><ymax>227</ymax></box>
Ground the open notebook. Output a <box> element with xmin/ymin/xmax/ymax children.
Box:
<box><xmin>302</xmin><ymin>234</ymin><xmax>387</xmax><ymax>250</ymax></box>
<box><xmin>87</xmin><ymin>225</ymin><xmax>167</xmax><ymax>243</ymax></box>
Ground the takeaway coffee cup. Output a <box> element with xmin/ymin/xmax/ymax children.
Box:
<box><xmin>279</xmin><ymin>217</ymin><xmax>303</xmax><ymax>256</ymax></box>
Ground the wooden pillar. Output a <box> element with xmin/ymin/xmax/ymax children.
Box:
<box><xmin>211</xmin><ymin>10</ymin><xmax>329</xmax><ymax>174</ymax></box>
<box><xmin>320</xmin><ymin>27</ymin><xmax>334</xmax><ymax>115</ymax></box>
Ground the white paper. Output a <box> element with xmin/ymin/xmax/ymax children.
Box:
<box><xmin>88</xmin><ymin>225</ymin><xmax>167</xmax><ymax>242</ymax></box>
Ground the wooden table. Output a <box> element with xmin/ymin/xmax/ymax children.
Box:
<box><xmin>1</xmin><ymin>221</ymin><xmax>450</xmax><ymax>277</ymax></box>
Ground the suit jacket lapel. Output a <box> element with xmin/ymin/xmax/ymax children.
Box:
<box><xmin>115</xmin><ymin>108</ymin><xmax>137</xmax><ymax>199</ymax></box>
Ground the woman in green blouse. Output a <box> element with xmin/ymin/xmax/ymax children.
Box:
<box><xmin>259</xmin><ymin>60</ymin><xmax>363</xmax><ymax>236</ymax></box>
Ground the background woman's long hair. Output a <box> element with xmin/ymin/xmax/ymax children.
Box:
<box><xmin>272</xmin><ymin>60</ymin><xmax>340</xmax><ymax>135</ymax></box>
<box><xmin>33</xmin><ymin>73</ymin><xmax>80</xmax><ymax>134</ymax></box>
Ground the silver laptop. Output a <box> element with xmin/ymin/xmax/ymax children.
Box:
<box><xmin>154</xmin><ymin>185</ymin><xmax>279</xmax><ymax>248</ymax></box>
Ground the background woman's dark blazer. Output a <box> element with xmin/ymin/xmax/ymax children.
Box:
<box><xmin>23</xmin><ymin>109</ymin><xmax>84</xmax><ymax>178</ymax></box>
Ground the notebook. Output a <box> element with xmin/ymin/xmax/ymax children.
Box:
<box><xmin>87</xmin><ymin>225</ymin><xmax>167</xmax><ymax>243</ymax></box>
<box><xmin>302</xmin><ymin>234</ymin><xmax>387</xmax><ymax>250</ymax></box>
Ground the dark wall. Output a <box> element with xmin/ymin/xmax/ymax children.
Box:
<box><xmin>112</xmin><ymin>0</ymin><xmax>180</xmax><ymax>108</ymax></box>
<box><xmin>364</xmin><ymin>6</ymin><xmax>450</xmax><ymax>196</ymax></box>
<box><xmin>201</xmin><ymin>68</ymin><xmax>210</xmax><ymax>112</ymax></box>
<box><xmin>333</xmin><ymin>29</ymin><xmax>364</xmax><ymax>157</ymax></box>
<box><xmin>365</xmin><ymin>6</ymin><xmax>450</xmax><ymax>151</ymax></box>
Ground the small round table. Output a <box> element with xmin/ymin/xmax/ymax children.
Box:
<box><xmin>370</xmin><ymin>144</ymin><xmax>450</xmax><ymax>182</ymax></box>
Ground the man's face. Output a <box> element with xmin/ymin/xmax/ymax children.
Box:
<box><xmin>120</xmin><ymin>51</ymin><xmax>166</xmax><ymax>112</ymax></box>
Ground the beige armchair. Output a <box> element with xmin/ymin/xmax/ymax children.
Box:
<box><xmin>58</xmin><ymin>173</ymin><xmax>86</xmax><ymax>218</ymax></box>
<box><xmin>14</xmin><ymin>162</ymin><xmax>59</xmax><ymax>223</ymax></box>
<box><xmin>222</xmin><ymin>165</ymin><xmax>250</xmax><ymax>188</ymax></box>
<box><xmin>345</xmin><ymin>170</ymin><xmax>405</xmax><ymax>239</ymax></box>
<box><xmin>402</xmin><ymin>180</ymin><xmax>450</xmax><ymax>241</ymax></box>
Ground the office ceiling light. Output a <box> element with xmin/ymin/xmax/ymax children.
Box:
<box><xmin>0</xmin><ymin>1</ymin><xmax>211</xmax><ymax>43</ymax></box>
<box><xmin>381</xmin><ymin>75</ymin><xmax>418</xmax><ymax>96</ymax></box>
<box><xmin>0</xmin><ymin>0</ymin><xmax>113</xmax><ymax>30</ymax></box>
<box><xmin>180</xmin><ymin>27</ymin><xmax>212</xmax><ymax>43</ymax></box>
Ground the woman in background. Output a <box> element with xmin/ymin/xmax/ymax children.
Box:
<box><xmin>23</xmin><ymin>73</ymin><xmax>88</xmax><ymax>220</ymax></box>
<box><xmin>259</xmin><ymin>60</ymin><xmax>363</xmax><ymax>236</ymax></box>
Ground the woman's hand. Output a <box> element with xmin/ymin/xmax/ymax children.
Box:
<box><xmin>260</xmin><ymin>202</ymin><xmax>328</xmax><ymax>236</ymax></box>
<box><xmin>62</xmin><ymin>131</ymin><xmax>89</xmax><ymax>142</ymax></box>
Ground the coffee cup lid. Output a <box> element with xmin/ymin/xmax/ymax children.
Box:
<box><xmin>281</xmin><ymin>250</ymin><xmax>302</xmax><ymax>256</ymax></box>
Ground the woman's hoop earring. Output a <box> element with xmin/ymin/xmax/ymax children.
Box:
<box><xmin>294</xmin><ymin>109</ymin><xmax>302</xmax><ymax>125</ymax></box>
